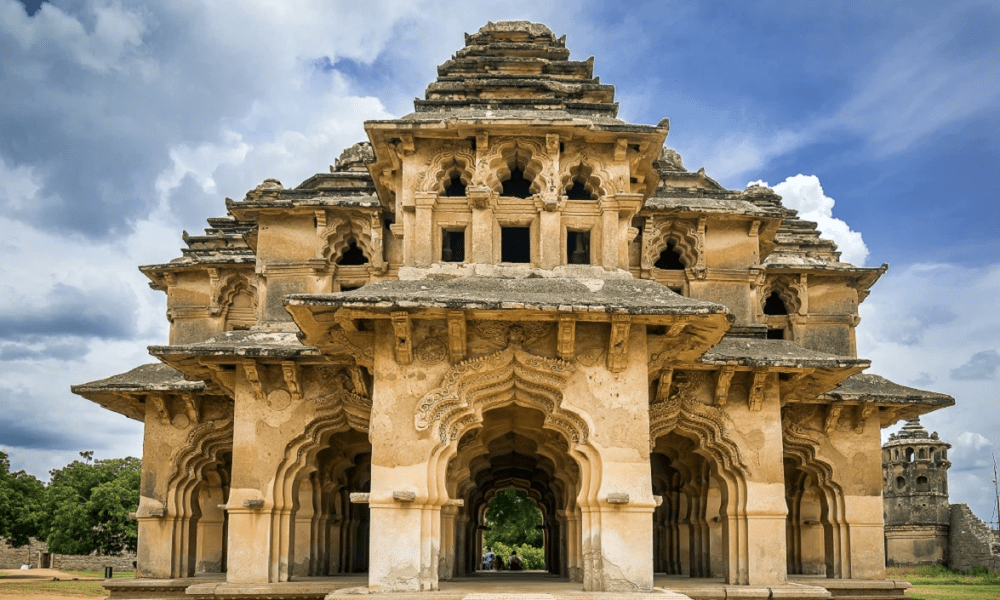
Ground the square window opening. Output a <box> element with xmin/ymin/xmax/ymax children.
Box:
<box><xmin>567</xmin><ymin>230</ymin><xmax>591</xmax><ymax>265</ymax></box>
<box><xmin>442</xmin><ymin>229</ymin><xmax>466</xmax><ymax>262</ymax></box>
<box><xmin>501</xmin><ymin>227</ymin><xmax>531</xmax><ymax>263</ymax></box>
<box><xmin>767</xmin><ymin>328</ymin><xmax>785</xmax><ymax>340</ymax></box>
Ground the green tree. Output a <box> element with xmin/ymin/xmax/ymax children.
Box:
<box><xmin>42</xmin><ymin>452</ymin><xmax>141</xmax><ymax>555</ymax></box>
<box><xmin>483</xmin><ymin>487</ymin><xmax>543</xmax><ymax>549</ymax></box>
<box><xmin>0</xmin><ymin>450</ymin><xmax>46</xmax><ymax>546</ymax></box>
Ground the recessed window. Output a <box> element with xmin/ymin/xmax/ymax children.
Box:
<box><xmin>764</xmin><ymin>292</ymin><xmax>788</xmax><ymax>315</ymax></box>
<box><xmin>917</xmin><ymin>476</ymin><xmax>929</xmax><ymax>491</ymax></box>
<box><xmin>654</xmin><ymin>240</ymin><xmax>685</xmax><ymax>270</ymax></box>
<box><xmin>565</xmin><ymin>177</ymin><xmax>595</xmax><ymax>200</ymax></box>
<box><xmin>567</xmin><ymin>230</ymin><xmax>591</xmax><ymax>264</ymax></box>
<box><xmin>444</xmin><ymin>173</ymin><xmax>466</xmax><ymax>197</ymax></box>
<box><xmin>767</xmin><ymin>328</ymin><xmax>784</xmax><ymax>340</ymax></box>
<box><xmin>895</xmin><ymin>476</ymin><xmax>906</xmax><ymax>490</ymax></box>
<box><xmin>337</xmin><ymin>240</ymin><xmax>368</xmax><ymax>265</ymax></box>
<box><xmin>501</xmin><ymin>227</ymin><xmax>531</xmax><ymax>263</ymax></box>
<box><xmin>442</xmin><ymin>229</ymin><xmax>465</xmax><ymax>262</ymax></box>
<box><xmin>339</xmin><ymin>284</ymin><xmax>362</xmax><ymax>292</ymax></box>
<box><xmin>501</xmin><ymin>167</ymin><xmax>532</xmax><ymax>198</ymax></box>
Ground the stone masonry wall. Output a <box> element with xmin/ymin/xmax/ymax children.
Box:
<box><xmin>0</xmin><ymin>537</ymin><xmax>136</xmax><ymax>572</ymax></box>
<box><xmin>948</xmin><ymin>504</ymin><xmax>1000</xmax><ymax>573</ymax></box>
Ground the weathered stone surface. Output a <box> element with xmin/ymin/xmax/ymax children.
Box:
<box><xmin>69</xmin><ymin>19</ymin><xmax>956</xmax><ymax>600</ymax></box>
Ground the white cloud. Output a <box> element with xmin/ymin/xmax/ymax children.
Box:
<box><xmin>747</xmin><ymin>174</ymin><xmax>869</xmax><ymax>266</ymax></box>
<box><xmin>862</xmin><ymin>262</ymin><xmax>1000</xmax><ymax>519</ymax></box>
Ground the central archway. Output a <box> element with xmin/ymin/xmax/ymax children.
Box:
<box><xmin>444</xmin><ymin>404</ymin><xmax>585</xmax><ymax>582</ymax></box>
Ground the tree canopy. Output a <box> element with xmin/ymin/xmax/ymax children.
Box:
<box><xmin>483</xmin><ymin>487</ymin><xmax>543</xmax><ymax>549</ymax></box>
<box><xmin>0</xmin><ymin>450</ymin><xmax>141</xmax><ymax>555</ymax></box>
<box><xmin>0</xmin><ymin>450</ymin><xmax>46</xmax><ymax>547</ymax></box>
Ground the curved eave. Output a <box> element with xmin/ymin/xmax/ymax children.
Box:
<box><xmin>821</xmin><ymin>373</ymin><xmax>955</xmax><ymax>427</ymax></box>
<box><xmin>286</xmin><ymin>277</ymin><xmax>732</xmax><ymax>364</ymax></box>
<box><xmin>226</xmin><ymin>196</ymin><xmax>382</xmax><ymax>220</ymax></box>
<box><xmin>71</xmin><ymin>363</ymin><xmax>206</xmax><ymax>422</ymax></box>
<box><xmin>149</xmin><ymin>330</ymin><xmax>323</xmax><ymax>384</ymax></box>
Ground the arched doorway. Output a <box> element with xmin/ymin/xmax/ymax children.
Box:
<box><xmin>446</xmin><ymin>404</ymin><xmax>580</xmax><ymax>580</ymax></box>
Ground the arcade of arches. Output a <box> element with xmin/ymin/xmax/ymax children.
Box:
<box><xmin>72</xmin><ymin>20</ymin><xmax>954</xmax><ymax>600</ymax></box>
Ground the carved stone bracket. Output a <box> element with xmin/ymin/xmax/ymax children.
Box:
<box><xmin>614</xmin><ymin>138</ymin><xmax>628</xmax><ymax>162</ymax></box>
<box><xmin>824</xmin><ymin>405</ymin><xmax>843</xmax><ymax>433</ymax></box>
<box><xmin>748</xmin><ymin>370</ymin><xmax>768</xmax><ymax>411</ymax></box>
<box><xmin>557</xmin><ymin>317</ymin><xmax>575</xmax><ymax>361</ymax></box>
<box><xmin>330</xmin><ymin>330</ymin><xmax>375</xmax><ymax>369</ymax></box>
<box><xmin>281</xmin><ymin>362</ymin><xmax>302</xmax><ymax>403</ymax></box>
<box><xmin>447</xmin><ymin>311</ymin><xmax>467</xmax><ymax>362</ymax></box>
<box><xmin>181</xmin><ymin>392</ymin><xmax>200</xmax><ymax>425</ymax></box>
<box><xmin>607</xmin><ymin>314</ymin><xmax>631</xmax><ymax>373</ymax></box>
<box><xmin>715</xmin><ymin>367</ymin><xmax>735</xmax><ymax>407</ymax></box>
<box><xmin>150</xmin><ymin>394</ymin><xmax>170</xmax><ymax>425</ymax></box>
<box><xmin>391</xmin><ymin>312</ymin><xmax>413</xmax><ymax>365</ymax></box>
<box><xmin>855</xmin><ymin>402</ymin><xmax>876</xmax><ymax>434</ymax></box>
<box><xmin>655</xmin><ymin>368</ymin><xmax>674</xmax><ymax>403</ymax></box>
<box><xmin>243</xmin><ymin>360</ymin><xmax>265</xmax><ymax>403</ymax></box>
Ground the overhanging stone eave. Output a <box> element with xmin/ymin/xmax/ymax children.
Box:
<box><xmin>73</xmin><ymin>389</ymin><xmax>146</xmax><ymax>422</ymax></box>
<box><xmin>71</xmin><ymin>362</ymin><xmax>209</xmax><ymax>422</ymax></box>
<box><xmin>226</xmin><ymin>197</ymin><xmax>381</xmax><ymax>214</ymax></box>
<box><xmin>821</xmin><ymin>372</ymin><xmax>956</xmax><ymax>409</ymax></box>
<box><xmin>364</xmin><ymin>116</ymin><xmax>665</xmax><ymax>135</ymax></box>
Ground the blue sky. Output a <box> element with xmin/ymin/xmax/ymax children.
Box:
<box><xmin>1</xmin><ymin>1</ymin><xmax>998</xmax><ymax>522</ymax></box>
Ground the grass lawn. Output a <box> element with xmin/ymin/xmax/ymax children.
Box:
<box><xmin>889</xmin><ymin>565</ymin><xmax>1000</xmax><ymax>599</ymax></box>
<box><xmin>0</xmin><ymin>579</ymin><xmax>108</xmax><ymax>596</ymax></box>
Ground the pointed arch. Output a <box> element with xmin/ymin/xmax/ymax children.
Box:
<box><xmin>760</xmin><ymin>277</ymin><xmax>803</xmax><ymax>316</ymax></box>
<box><xmin>418</xmin><ymin>150</ymin><xmax>476</xmax><ymax>194</ymax></box>
<box><xmin>484</xmin><ymin>138</ymin><xmax>550</xmax><ymax>197</ymax></box>
<box><xmin>643</xmin><ymin>220</ymin><xmax>701</xmax><ymax>271</ymax></box>
<box><xmin>212</xmin><ymin>272</ymin><xmax>258</xmax><ymax>319</ymax></box>
<box><xmin>413</xmin><ymin>344</ymin><xmax>586</xmax><ymax>447</ymax></box>
<box><xmin>266</xmin><ymin>400</ymin><xmax>373</xmax><ymax>582</ymax></box>
<box><xmin>782</xmin><ymin>413</ymin><xmax>850</xmax><ymax>578</ymax></box>
<box><xmin>320</xmin><ymin>216</ymin><xmax>376</xmax><ymax>266</ymax></box>
<box><xmin>162</xmin><ymin>416</ymin><xmax>234</xmax><ymax>578</ymax></box>
<box><xmin>560</xmin><ymin>161</ymin><xmax>607</xmax><ymax>199</ymax></box>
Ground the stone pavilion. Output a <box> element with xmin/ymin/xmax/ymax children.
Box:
<box><xmin>73</xmin><ymin>21</ymin><xmax>954</xmax><ymax>600</ymax></box>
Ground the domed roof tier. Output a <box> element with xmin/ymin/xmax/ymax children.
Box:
<box><xmin>414</xmin><ymin>21</ymin><xmax>618</xmax><ymax>117</ymax></box>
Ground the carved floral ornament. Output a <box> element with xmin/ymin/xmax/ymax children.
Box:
<box><xmin>413</xmin><ymin>326</ymin><xmax>588</xmax><ymax>448</ymax></box>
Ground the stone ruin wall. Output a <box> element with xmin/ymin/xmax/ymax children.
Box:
<box><xmin>948</xmin><ymin>504</ymin><xmax>1000</xmax><ymax>573</ymax></box>
<box><xmin>0</xmin><ymin>537</ymin><xmax>136</xmax><ymax>572</ymax></box>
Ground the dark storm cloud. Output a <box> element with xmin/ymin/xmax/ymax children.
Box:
<box><xmin>0</xmin><ymin>282</ymin><xmax>138</xmax><ymax>340</ymax></box>
<box><xmin>0</xmin><ymin>339</ymin><xmax>88</xmax><ymax>361</ymax></box>
<box><xmin>951</xmin><ymin>350</ymin><xmax>1000</xmax><ymax>380</ymax></box>
<box><xmin>0</xmin><ymin>417</ymin><xmax>94</xmax><ymax>451</ymax></box>
<box><xmin>0</xmin><ymin>1</ymin><xmax>290</xmax><ymax>240</ymax></box>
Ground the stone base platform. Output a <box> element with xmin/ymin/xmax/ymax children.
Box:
<box><xmin>102</xmin><ymin>572</ymin><xmax>912</xmax><ymax>600</ymax></box>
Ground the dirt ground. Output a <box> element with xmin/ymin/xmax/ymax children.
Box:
<box><xmin>0</xmin><ymin>568</ymin><xmax>106</xmax><ymax>599</ymax></box>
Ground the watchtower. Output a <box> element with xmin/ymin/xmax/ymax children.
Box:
<box><xmin>883</xmin><ymin>417</ymin><xmax>951</xmax><ymax>565</ymax></box>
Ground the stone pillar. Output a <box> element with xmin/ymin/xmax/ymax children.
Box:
<box><xmin>440</xmin><ymin>505</ymin><xmax>457</xmax><ymax>579</ymax></box>
<box><xmin>537</xmin><ymin>207</ymin><xmax>561</xmax><ymax>269</ymax></box>
<box><xmin>599</xmin><ymin>202</ymin><xmax>619</xmax><ymax>269</ymax></box>
<box><xmin>195</xmin><ymin>485</ymin><xmax>226</xmax><ymax>573</ymax></box>
<box><xmin>467</xmin><ymin>189</ymin><xmax>494</xmax><ymax>264</ymax></box>
<box><xmin>454</xmin><ymin>513</ymin><xmax>468</xmax><ymax>576</ymax></box>
<box><xmin>413</xmin><ymin>192</ymin><xmax>437</xmax><ymax>267</ymax></box>
<box><xmin>292</xmin><ymin>479</ymin><xmax>315</xmax><ymax>577</ymax></box>
<box><xmin>844</xmin><ymin>425</ymin><xmax>888</xmax><ymax>579</ymax></box>
<box><xmin>740</xmin><ymin>370</ymin><xmax>789</xmax><ymax>586</ymax></box>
